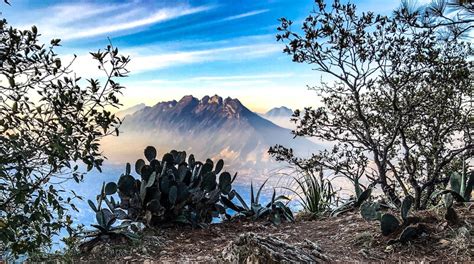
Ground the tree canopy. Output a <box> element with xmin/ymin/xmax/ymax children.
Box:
<box><xmin>0</xmin><ymin>18</ymin><xmax>129</xmax><ymax>257</ymax></box>
<box><xmin>270</xmin><ymin>0</ymin><xmax>473</xmax><ymax>209</ymax></box>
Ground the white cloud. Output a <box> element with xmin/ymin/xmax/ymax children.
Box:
<box><xmin>15</xmin><ymin>2</ymin><xmax>212</xmax><ymax>41</ymax></box>
<box><xmin>192</xmin><ymin>73</ymin><xmax>294</xmax><ymax>81</ymax></box>
<box><xmin>67</xmin><ymin>6</ymin><xmax>211</xmax><ymax>40</ymax></box>
<box><xmin>67</xmin><ymin>43</ymin><xmax>281</xmax><ymax>77</ymax></box>
<box><xmin>221</xmin><ymin>9</ymin><xmax>269</xmax><ymax>21</ymax></box>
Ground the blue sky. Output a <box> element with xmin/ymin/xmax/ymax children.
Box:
<box><xmin>2</xmin><ymin>0</ymin><xmax>423</xmax><ymax>112</ymax></box>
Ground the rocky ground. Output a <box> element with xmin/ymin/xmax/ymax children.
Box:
<box><xmin>60</xmin><ymin>206</ymin><xmax>472</xmax><ymax>263</ymax></box>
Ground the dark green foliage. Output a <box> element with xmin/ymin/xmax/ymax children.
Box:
<box><xmin>100</xmin><ymin>146</ymin><xmax>238</xmax><ymax>227</ymax></box>
<box><xmin>354</xmin><ymin>188</ymin><xmax>372</xmax><ymax>207</ymax></box>
<box><xmin>380</xmin><ymin>214</ymin><xmax>400</xmax><ymax>236</ymax></box>
<box><xmin>431</xmin><ymin>170</ymin><xmax>473</xmax><ymax>224</ymax></box>
<box><xmin>105</xmin><ymin>182</ymin><xmax>118</xmax><ymax>195</ymax></box>
<box><xmin>388</xmin><ymin>224</ymin><xmax>426</xmax><ymax>245</ymax></box>
<box><xmin>144</xmin><ymin>146</ymin><xmax>157</xmax><ymax>162</ymax></box>
<box><xmin>331</xmin><ymin>187</ymin><xmax>373</xmax><ymax>217</ymax></box>
<box><xmin>274</xmin><ymin>0</ymin><xmax>473</xmax><ymax>211</ymax></box>
<box><xmin>288</xmin><ymin>170</ymin><xmax>336</xmax><ymax>217</ymax></box>
<box><xmin>448</xmin><ymin>170</ymin><xmax>473</xmax><ymax>202</ymax></box>
<box><xmin>82</xmin><ymin>183</ymin><xmax>140</xmax><ymax>244</ymax></box>
<box><xmin>360</xmin><ymin>201</ymin><xmax>381</xmax><ymax>221</ymax></box>
<box><xmin>0</xmin><ymin>19</ymin><xmax>129</xmax><ymax>257</ymax></box>
<box><xmin>221</xmin><ymin>180</ymin><xmax>294</xmax><ymax>225</ymax></box>
<box><xmin>378</xmin><ymin>196</ymin><xmax>414</xmax><ymax>236</ymax></box>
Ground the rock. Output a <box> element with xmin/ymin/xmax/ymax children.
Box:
<box><xmin>221</xmin><ymin>232</ymin><xmax>329</xmax><ymax>263</ymax></box>
<box><xmin>438</xmin><ymin>239</ymin><xmax>451</xmax><ymax>248</ymax></box>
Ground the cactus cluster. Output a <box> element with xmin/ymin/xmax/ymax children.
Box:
<box><xmin>358</xmin><ymin>195</ymin><xmax>426</xmax><ymax>244</ymax></box>
<box><xmin>379</xmin><ymin>196</ymin><xmax>414</xmax><ymax>236</ymax></box>
<box><xmin>95</xmin><ymin>146</ymin><xmax>238</xmax><ymax>227</ymax></box>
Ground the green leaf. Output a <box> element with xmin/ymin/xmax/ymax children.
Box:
<box><xmin>104</xmin><ymin>182</ymin><xmax>117</xmax><ymax>195</ymax></box>
<box><xmin>96</xmin><ymin>210</ymin><xmax>106</xmax><ymax>228</ymax></box>
<box><xmin>214</xmin><ymin>159</ymin><xmax>224</xmax><ymax>174</ymax></box>
<box><xmin>169</xmin><ymin>186</ymin><xmax>177</xmax><ymax>205</ymax></box>
<box><xmin>125</xmin><ymin>162</ymin><xmax>131</xmax><ymax>175</ymax></box>
<box><xmin>88</xmin><ymin>200</ymin><xmax>98</xmax><ymax>212</ymax></box>
<box><xmin>355</xmin><ymin>188</ymin><xmax>372</xmax><ymax>207</ymax></box>
<box><xmin>449</xmin><ymin>172</ymin><xmax>462</xmax><ymax>194</ymax></box>
<box><xmin>144</xmin><ymin>146</ymin><xmax>157</xmax><ymax>162</ymax></box>
<box><xmin>255</xmin><ymin>179</ymin><xmax>269</xmax><ymax>205</ymax></box>
<box><xmin>135</xmin><ymin>159</ymin><xmax>145</xmax><ymax>175</ymax></box>
<box><xmin>380</xmin><ymin>213</ymin><xmax>400</xmax><ymax>236</ymax></box>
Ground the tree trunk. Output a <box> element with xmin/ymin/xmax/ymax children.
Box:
<box><xmin>379</xmin><ymin>170</ymin><xmax>401</xmax><ymax>206</ymax></box>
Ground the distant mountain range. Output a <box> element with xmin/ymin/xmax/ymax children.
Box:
<box><xmin>261</xmin><ymin>106</ymin><xmax>295</xmax><ymax>130</ymax></box>
<box><xmin>264</xmin><ymin>106</ymin><xmax>293</xmax><ymax>118</ymax></box>
<box><xmin>104</xmin><ymin>95</ymin><xmax>318</xmax><ymax>175</ymax></box>
<box><xmin>115</xmin><ymin>103</ymin><xmax>146</xmax><ymax>118</ymax></box>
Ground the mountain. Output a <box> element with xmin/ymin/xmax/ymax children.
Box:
<box><xmin>262</xmin><ymin>106</ymin><xmax>295</xmax><ymax>130</ymax></box>
<box><xmin>115</xmin><ymin>103</ymin><xmax>147</xmax><ymax>118</ymax></box>
<box><xmin>101</xmin><ymin>95</ymin><xmax>319</xmax><ymax>178</ymax></box>
<box><xmin>264</xmin><ymin>106</ymin><xmax>293</xmax><ymax>118</ymax></box>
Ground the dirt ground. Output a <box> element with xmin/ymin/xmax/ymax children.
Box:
<box><xmin>74</xmin><ymin>207</ymin><xmax>473</xmax><ymax>263</ymax></box>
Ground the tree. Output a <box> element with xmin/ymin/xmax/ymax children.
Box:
<box><xmin>397</xmin><ymin>0</ymin><xmax>474</xmax><ymax>40</ymax></box>
<box><xmin>270</xmin><ymin>0</ymin><xmax>473</xmax><ymax>209</ymax></box>
<box><xmin>0</xmin><ymin>18</ymin><xmax>130</xmax><ymax>257</ymax></box>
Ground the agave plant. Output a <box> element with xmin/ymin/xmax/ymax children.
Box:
<box><xmin>97</xmin><ymin>146</ymin><xmax>238</xmax><ymax>228</ymax></box>
<box><xmin>83</xmin><ymin>183</ymin><xmax>141</xmax><ymax>243</ymax></box>
<box><xmin>285</xmin><ymin>169</ymin><xmax>337</xmax><ymax>217</ymax></box>
<box><xmin>221</xmin><ymin>179</ymin><xmax>294</xmax><ymax>225</ymax></box>
<box><xmin>330</xmin><ymin>187</ymin><xmax>373</xmax><ymax>217</ymax></box>
<box><xmin>435</xmin><ymin>170</ymin><xmax>473</xmax><ymax>203</ymax></box>
<box><xmin>430</xmin><ymin>170</ymin><xmax>473</xmax><ymax>224</ymax></box>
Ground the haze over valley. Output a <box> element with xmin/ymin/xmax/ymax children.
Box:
<box><xmin>102</xmin><ymin>95</ymin><xmax>320</xmax><ymax>183</ymax></box>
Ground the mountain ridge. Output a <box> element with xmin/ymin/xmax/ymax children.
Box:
<box><xmin>104</xmin><ymin>95</ymin><xmax>318</xmax><ymax>172</ymax></box>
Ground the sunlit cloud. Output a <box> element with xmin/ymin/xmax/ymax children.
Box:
<box><xmin>67</xmin><ymin>6</ymin><xmax>212</xmax><ymax>40</ymax></box>
<box><xmin>67</xmin><ymin>43</ymin><xmax>281</xmax><ymax>78</ymax></box>
<box><xmin>192</xmin><ymin>73</ymin><xmax>294</xmax><ymax>81</ymax></box>
<box><xmin>221</xmin><ymin>9</ymin><xmax>270</xmax><ymax>21</ymax></box>
<box><xmin>15</xmin><ymin>2</ymin><xmax>213</xmax><ymax>41</ymax></box>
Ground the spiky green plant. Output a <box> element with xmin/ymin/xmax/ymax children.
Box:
<box><xmin>285</xmin><ymin>169</ymin><xmax>336</xmax><ymax>217</ymax></box>
<box><xmin>84</xmin><ymin>182</ymin><xmax>140</xmax><ymax>241</ymax></box>
<box><xmin>221</xmin><ymin>179</ymin><xmax>294</xmax><ymax>225</ymax></box>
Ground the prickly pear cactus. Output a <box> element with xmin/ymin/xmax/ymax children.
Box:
<box><xmin>101</xmin><ymin>146</ymin><xmax>238</xmax><ymax>227</ymax></box>
<box><xmin>380</xmin><ymin>213</ymin><xmax>400</xmax><ymax>236</ymax></box>
<box><xmin>360</xmin><ymin>201</ymin><xmax>380</xmax><ymax>221</ymax></box>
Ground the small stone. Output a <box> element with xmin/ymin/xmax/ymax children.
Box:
<box><xmin>438</xmin><ymin>239</ymin><xmax>451</xmax><ymax>248</ymax></box>
<box><xmin>124</xmin><ymin>256</ymin><xmax>133</xmax><ymax>260</ymax></box>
